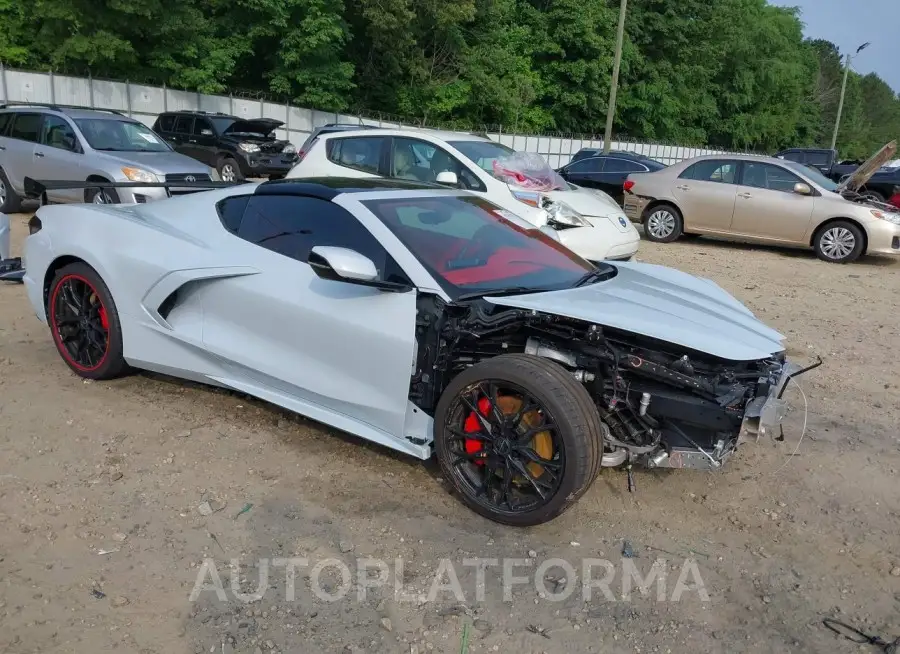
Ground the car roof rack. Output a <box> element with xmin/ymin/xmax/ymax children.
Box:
<box><xmin>0</xmin><ymin>101</ymin><xmax>126</xmax><ymax>116</ymax></box>
<box><xmin>169</xmin><ymin>109</ymin><xmax>233</xmax><ymax>116</ymax></box>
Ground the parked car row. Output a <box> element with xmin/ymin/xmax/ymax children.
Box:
<box><xmin>3</xmin><ymin>101</ymin><xmax>899</xmax><ymax>266</ymax></box>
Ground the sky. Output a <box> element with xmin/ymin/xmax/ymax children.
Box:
<box><xmin>769</xmin><ymin>0</ymin><xmax>899</xmax><ymax>92</ymax></box>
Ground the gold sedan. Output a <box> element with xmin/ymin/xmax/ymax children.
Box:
<box><xmin>623</xmin><ymin>150</ymin><xmax>900</xmax><ymax>263</ymax></box>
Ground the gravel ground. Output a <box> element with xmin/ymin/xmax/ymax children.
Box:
<box><xmin>1</xmin><ymin>209</ymin><xmax>899</xmax><ymax>654</ymax></box>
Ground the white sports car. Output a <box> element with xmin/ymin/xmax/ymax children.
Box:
<box><xmin>19</xmin><ymin>176</ymin><xmax>818</xmax><ymax>526</ymax></box>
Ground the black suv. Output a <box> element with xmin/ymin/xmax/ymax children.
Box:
<box><xmin>152</xmin><ymin>111</ymin><xmax>299</xmax><ymax>181</ymax></box>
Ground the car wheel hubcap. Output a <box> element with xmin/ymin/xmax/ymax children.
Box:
<box><xmin>647</xmin><ymin>210</ymin><xmax>676</xmax><ymax>238</ymax></box>
<box><xmin>50</xmin><ymin>275</ymin><xmax>110</xmax><ymax>371</ymax></box>
<box><xmin>444</xmin><ymin>381</ymin><xmax>564</xmax><ymax>515</ymax></box>
<box><xmin>0</xmin><ymin>179</ymin><xmax>6</xmax><ymax>206</ymax></box>
<box><xmin>221</xmin><ymin>165</ymin><xmax>235</xmax><ymax>182</ymax></box>
<box><xmin>93</xmin><ymin>192</ymin><xmax>110</xmax><ymax>204</ymax></box>
<box><xmin>821</xmin><ymin>227</ymin><xmax>855</xmax><ymax>259</ymax></box>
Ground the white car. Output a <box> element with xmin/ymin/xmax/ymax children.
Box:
<box><xmin>18</xmin><ymin>175</ymin><xmax>813</xmax><ymax>526</ymax></box>
<box><xmin>286</xmin><ymin>128</ymin><xmax>640</xmax><ymax>263</ymax></box>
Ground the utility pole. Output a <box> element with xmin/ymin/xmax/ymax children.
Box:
<box><xmin>831</xmin><ymin>41</ymin><xmax>870</xmax><ymax>151</ymax></box>
<box><xmin>603</xmin><ymin>0</ymin><xmax>628</xmax><ymax>154</ymax></box>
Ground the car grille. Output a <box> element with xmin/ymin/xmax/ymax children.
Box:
<box><xmin>165</xmin><ymin>173</ymin><xmax>212</xmax><ymax>183</ymax></box>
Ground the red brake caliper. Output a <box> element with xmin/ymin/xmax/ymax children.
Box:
<box><xmin>464</xmin><ymin>397</ymin><xmax>492</xmax><ymax>465</ymax></box>
<box><xmin>99</xmin><ymin>306</ymin><xmax>109</xmax><ymax>331</ymax></box>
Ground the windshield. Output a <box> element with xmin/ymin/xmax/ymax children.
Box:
<box><xmin>363</xmin><ymin>195</ymin><xmax>603</xmax><ymax>299</ymax></box>
<box><xmin>448</xmin><ymin>140</ymin><xmax>516</xmax><ymax>173</ymax></box>
<box><xmin>75</xmin><ymin>119</ymin><xmax>171</xmax><ymax>152</ymax></box>
<box><xmin>783</xmin><ymin>159</ymin><xmax>839</xmax><ymax>192</ymax></box>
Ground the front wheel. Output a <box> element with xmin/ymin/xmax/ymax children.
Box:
<box><xmin>814</xmin><ymin>220</ymin><xmax>865</xmax><ymax>263</ymax></box>
<box><xmin>48</xmin><ymin>262</ymin><xmax>131</xmax><ymax>379</ymax></box>
<box><xmin>642</xmin><ymin>204</ymin><xmax>683</xmax><ymax>243</ymax></box>
<box><xmin>434</xmin><ymin>354</ymin><xmax>605</xmax><ymax>526</ymax></box>
<box><xmin>217</xmin><ymin>157</ymin><xmax>244</xmax><ymax>183</ymax></box>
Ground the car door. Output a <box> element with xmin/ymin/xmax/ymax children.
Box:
<box><xmin>165</xmin><ymin>115</ymin><xmax>194</xmax><ymax>155</ymax></box>
<box><xmin>200</xmin><ymin>193</ymin><xmax>419</xmax><ymax>447</ymax></box>
<box><xmin>559</xmin><ymin>157</ymin><xmax>604</xmax><ymax>190</ymax></box>
<box><xmin>387</xmin><ymin>136</ymin><xmax>486</xmax><ymax>192</ymax></box>
<box><xmin>324</xmin><ymin>135</ymin><xmax>388</xmax><ymax>179</ymax></box>
<box><xmin>730</xmin><ymin>161</ymin><xmax>815</xmax><ymax>242</ymax></box>
<box><xmin>186</xmin><ymin>116</ymin><xmax>218</xmax><ymax>165</ymax></box>
<box><xmin>671</xmin><ymin>159</ymin><xmax>740</xmax><ymax>232</ymax></box>
<box><xmin>32</xmin><ymin>114</ymin><xmax>85</xmax><ymax>203</ymax></box>
<box><xmin>1</xmin><ymin>112</ymin><xmax>43</xmax><ymax>193</ymax></box>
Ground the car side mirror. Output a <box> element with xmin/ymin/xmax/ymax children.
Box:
<box><xmin>793</xmin><ymin>182</ymin><xmax>812</xmax><ymax>196</ymax></box>
<box><xmin>201</xmin><ymin>129</ymin><xmax>214</xmax><ymax>136</ymax></box>
<box><xmin>435</xmin><ymin>171</ymin><xmax>458</xmax><ymax>186</ymax></box>
<box><xmin>308</xmin><ymin>246</ymin><xmax>412</xmax><ymax>293</ymax></box>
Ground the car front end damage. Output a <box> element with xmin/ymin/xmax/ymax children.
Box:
<box><xmin>410</xmin><ymin>294</ymin><xmax>820</xmax><ymax>484</ymax></box>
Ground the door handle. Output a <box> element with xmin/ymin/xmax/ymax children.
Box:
<box><xmin>738</xmin><ymin>192</ymin><xmax>752</xmax><ymax>199</ymax></box>
<box><xmin>34</xmin><ymin>151</ymin><xmax>45</xmax><ymax>158</ymax></box>
<box><xmin>0</xmin><ymin>145</ymin><xmax>5</xmax><ymax>151</ymax></box>
<box><xmin>676</xmin><ymin>184</ymin><xmax>690</xmax><ymax>191</ymax></box>
<box><xmin>188</xmin><ymin>139</ymin><xmax>197</xmax><ymax>143</ymax></box>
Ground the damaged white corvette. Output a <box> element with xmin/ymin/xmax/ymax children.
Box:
<box><xmin>20</xmin><ymin>176</ymin><xmax>819</xmax><ymax>526</ymax></box>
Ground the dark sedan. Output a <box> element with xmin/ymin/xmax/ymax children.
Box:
<box><xmin>558</xmin><ymin>153</ymin><xmax>667</xmax><ymax>206</ymax></box>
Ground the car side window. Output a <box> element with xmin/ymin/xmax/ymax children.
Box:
<box><xmin>780</xmin><ymin>151</ymin><xmax>805</xmax><ymax>164</ymax></box>
<box><xmin>604</xmin><ymin>158</ymin><xmax>646</xmax><ymax>173</ymax></box>
<box><xmin>41</xmin><ymin>115</ymin><xmax>78</xmax><ymax>152</ymax></box>
<box><xmin>193</xmin><ymin>118</ymin><xmax>213</xmax><ymax>136</ymax></box>
<box><xmin>8</xmin><ymin>113</ymin><xmax>43</xmax><ymax>143</ymax></box>
<box><xmin>805</xmin><ymin>152</ymin><xmax>831</xmax><ymax>167</ymax></box>
<box><xmin>391</xmin><ymin>137</ymin><xmax>485</xmax><ymax>191</ymax></box>
<box><xmin>217</xmin><ymin>194</ymin><xmax>410</xmax><ymax>284</ymax></box>
<box><xmin>0</xmin><ymin>112</ymin><xmax>12</xmax><ymax>135</ymax></box>
<box><xmin>173</xmin><ymin>116</ymin><xmax>193</xmax><ymax>134</ymax></box>
<box><xmin>680</xmin><ymin>160</ymin><xmax>738</xmax><ymax>184</ymax></box>
<box><xmin>326</xmin><ymin>136</ymin><xmax>385</xmax><ymax>174</ymax></box>
<box><xmin>741</xmin><ymin>162</ymin><xmax>803</xmax><ymax>193</ymax></box>
<box><xmin>565</xmin><ymin>158</ymin><xmax>603</xmax><ymax>174</ymax></box>
<box><xmin>157</xmin><ymin>115</ymin><xmax>176</xmax><ymax>132</ymax></box>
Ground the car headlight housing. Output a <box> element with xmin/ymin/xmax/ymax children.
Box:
<box><xmin>283</xmin><ymin>144</ymin><xmax>297</xmax><ymax>154</ymax></box>
<box><xmin>512</xmin><ymin>190</ymin><xmax>542</xmax><ymax>208</ymax></box>
<box><xmin>544</xmin><ymin>200</ymin><xmax>592</xmax><ymax>228</ymax></box>
<box><xmin>872</xmin><ymin>209</ymin><xmax>900</xmax><ymax>225</ymax></box>
<box><xmin>121</xmin><ymin>167</ymin><xmax>158</xmax><ymax>183</ymax></box>
<box><xmin>239</xmin><ymin>142</ymin><xmax>260</xmax><ymax>153</ymax></box>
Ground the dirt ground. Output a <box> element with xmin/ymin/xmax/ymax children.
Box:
<box><xmin>1</xmin><ymin>208</ymin><xmax>899</xmax><ymax>654</ymax></box>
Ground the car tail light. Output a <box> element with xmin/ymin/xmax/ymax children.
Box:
<box><xmin>623</xmin><ymin>180</ymin><xmax>635</xmax><ymax>193</ymax></box>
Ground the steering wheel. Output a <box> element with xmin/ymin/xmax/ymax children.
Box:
<box><xmin>447</xmin><ymin>225</ymin><xmax>498</xmax><ymax>268</ymax></box>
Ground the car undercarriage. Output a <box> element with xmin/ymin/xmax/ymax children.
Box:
<box><xmin>410</xmin><ymin>293</ymin><xmax>815</xmax><ymax>483</ymax></box>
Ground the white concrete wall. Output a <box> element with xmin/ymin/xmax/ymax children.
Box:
<box><xmin>0</xmin><ymin>66</ymin><xmax>750</xmax><ymax>168</ymax></box>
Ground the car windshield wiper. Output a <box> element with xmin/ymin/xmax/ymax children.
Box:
<box><xmin>455</xmin><ymin>286</ymin><xmax>536</xmax><ymax>301</ymax></box>
<box><xmin>573</xmin><ymin>266</ymin><xmax>616</xmax><ymax>287</ymax></box>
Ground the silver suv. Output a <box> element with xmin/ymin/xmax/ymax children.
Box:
<box><xmin>0</xmin><ymin>102</ymin><xmax>218</xmax><ymax>212</ymax></box>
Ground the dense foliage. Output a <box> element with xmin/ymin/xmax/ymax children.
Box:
<box><xmin>1</xmin><ymin>0</ymin><xmax>897</xmax><ymax>156</ymax></box>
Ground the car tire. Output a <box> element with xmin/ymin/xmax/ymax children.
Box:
<box><xmin>47</xmin><ymin>262</ymin><xmax>131</xmax><ymax>380</ymax></box>
<box><xmin>0</xmin><ymin>167</ymin><xmax>23</xmax><ymax>213</ymax></box>
<box><xmin>434</xmin><ymin>353</ymin><xmax>605</xmax><ymax>527</ymax></box>
<box><xmin>860</xmin><ymin>189</ymin><xmax>885</xmax><ymax>203</ymax></box>
<box><xmin>813</xmin><ymin>220</ymin><xmax>865</xmax><ymax>264</ymax></box>
<box><xmin>86</xmin><ymin>186</ymin><xmax>120</xmax><ymax>204</ymax></box>
<box><xmin>217</xmin><ymin>157</ymin><xmax>244</xmax><ymax>183</ymax></box>
<box><xmin>642</xmin><ymin>204</ymin><xmax>683</xmax><ymax>243</ymax></box>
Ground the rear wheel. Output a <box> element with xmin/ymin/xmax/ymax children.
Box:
<box><xmin>434</xmin><ymin>354</ymin><xmax>604</xmax><ymax>527</ymax></box>
<box><xmin>813</xmin><ymin>220</ymin><xmax>865</xmax><ymax>263</ymax></box>
<box><xmin>48</xmin><ymin>262</ymin><xmax>130</xmax><ymax>379</ymax></box>
<box><xmin>0</xmin><ymin>167</ymin><xmax>23</xmax><ymax>213</ymax></box>
<box><xmin>642</xmin><ymin>204</ymin><xmax>683</xmax><ymax>243</ymax></box>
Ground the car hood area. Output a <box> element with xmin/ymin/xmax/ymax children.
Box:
<box><xmin>544</xmin><ymin>185</ymin><xmax>623</xmax><ymax>217</ymax></box>
<box><xmin>483</xmin><ymin>261</ymin><xmax>785</xmax><ymax>361</ymax></box>
<box><xmin>98</xmin><ymin>150</ymin><xmax>212</xmax><ymax>175</ymax></box>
